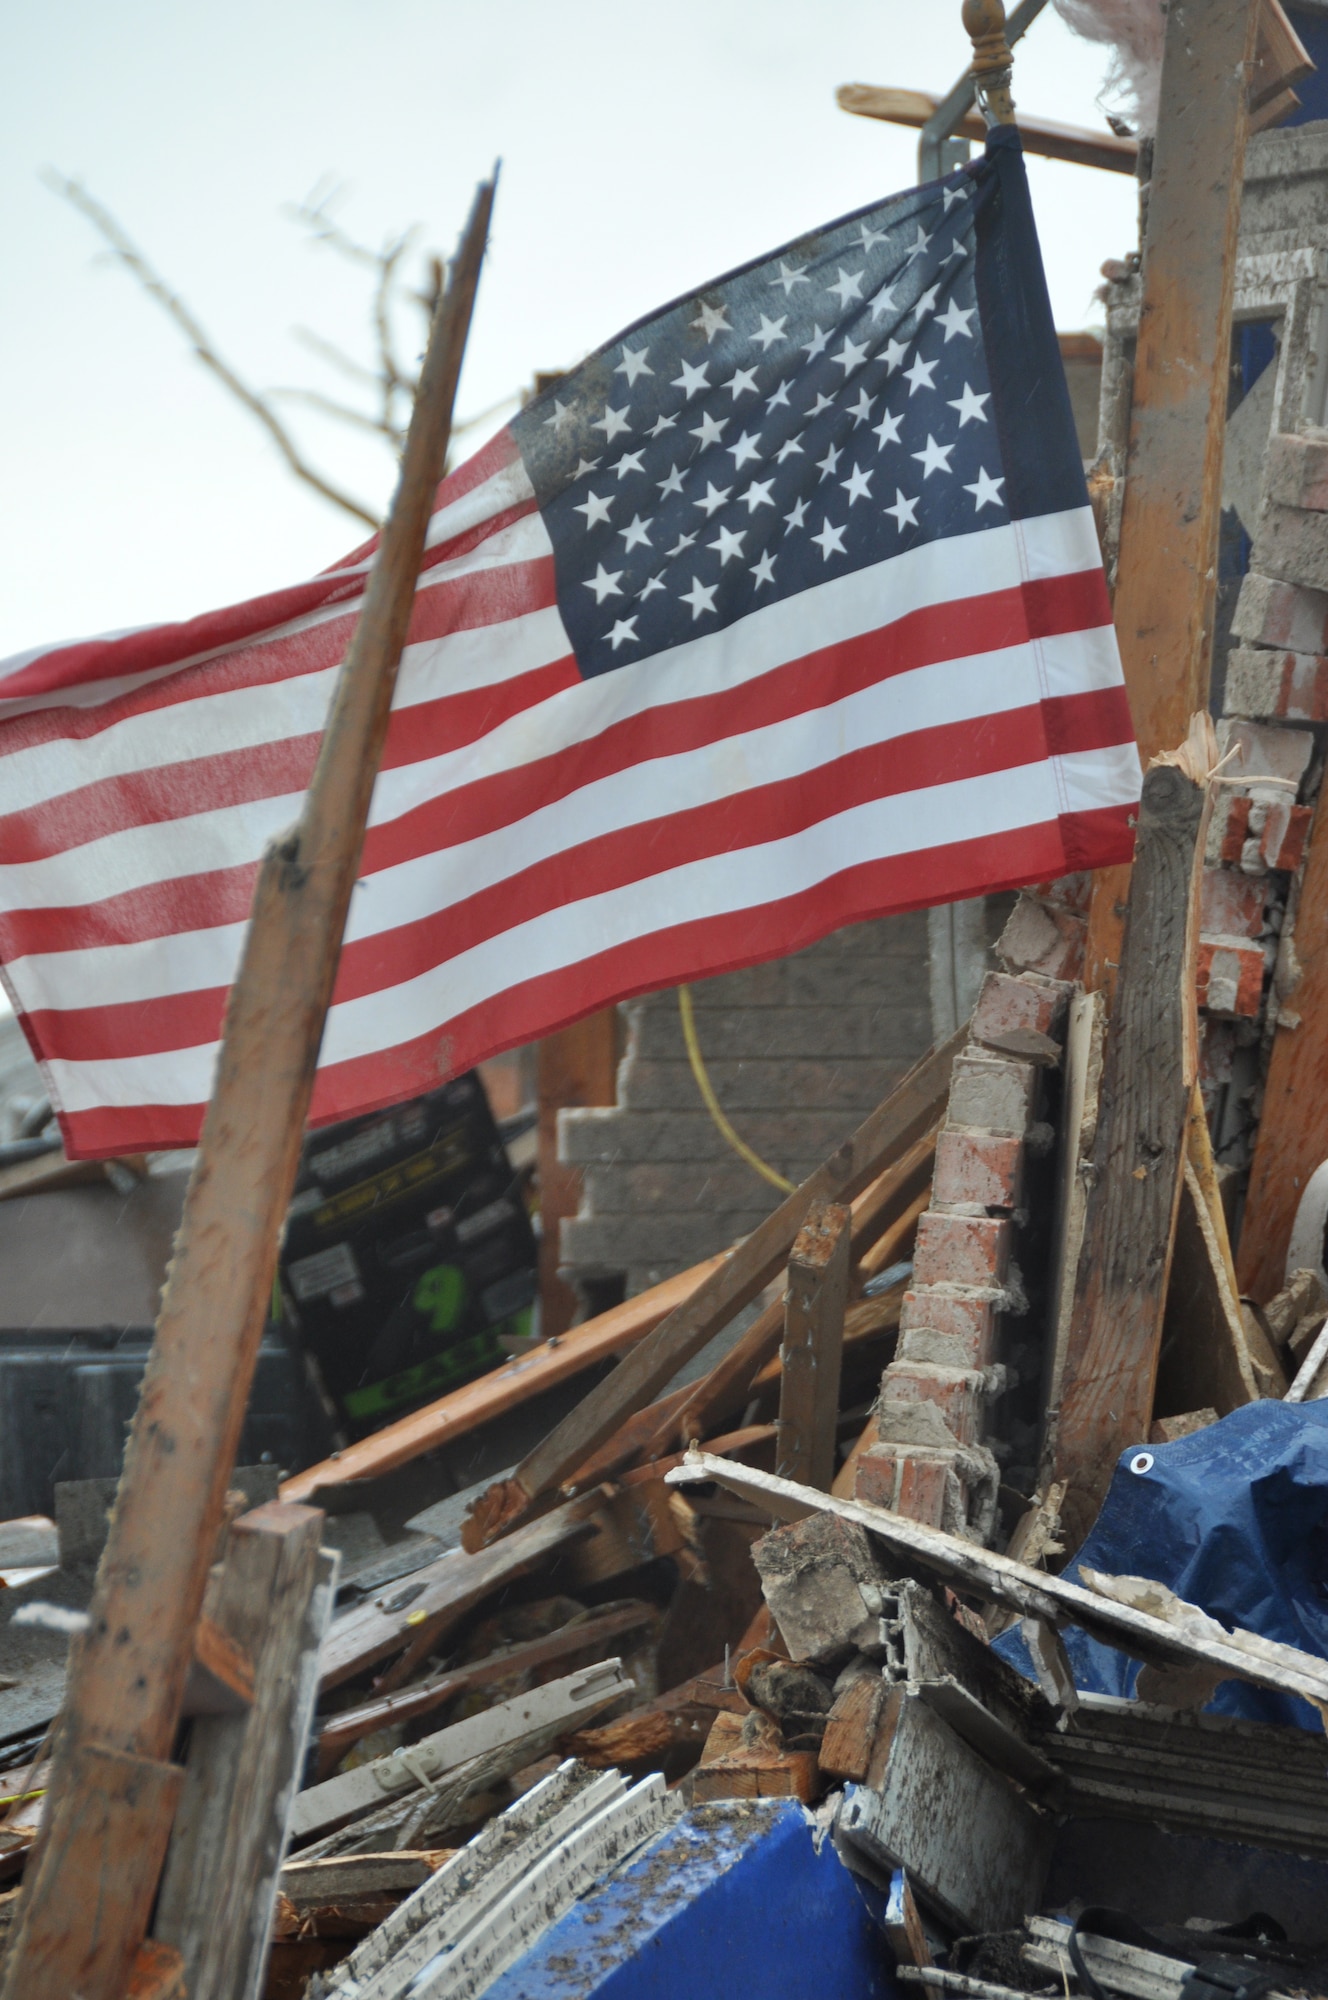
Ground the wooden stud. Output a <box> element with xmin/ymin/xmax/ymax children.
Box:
<box><xmin>154</xmin><ymin>1504</ymin><xmax>329</xmax><ymax>2000</ymax></box>
<box><xmin>776</xmin><ymin>1202</ymin><xmax>851</xmax><ymax>1490</ymax></box>
<box><xmin>883</xmin><ymin>1869</ymin><xmax>934</xmax><ymax>1970</ymax></box>
<box><xmin>819</xmin><ymin>1674</ymin><xmax>888</xmax><ymax>1783</ymax></box>
<box><xmin>536</xmin><ymin>1009</ymin><xmax>618</xmax><ymax>1339</ymax></box>
<box><xmin>0</xmin><ymin>1744</ymin><xmax>184</xmax><ymax>2000</ymax></box>
<box><xmin>837</xmin><ymin>85</ymin><xmax>1138</xmax><ymax>174</ymax></box>
<box><xmin>1084</xmin><ymin>0</ymin><xmax>1260</xmax><ymax>993</ymax></box>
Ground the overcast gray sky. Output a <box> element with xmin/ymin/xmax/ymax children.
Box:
<box><xmin>2</xmin><ymin>1</ymin><xmax>1136</xmax><ymax>663</ymax></box>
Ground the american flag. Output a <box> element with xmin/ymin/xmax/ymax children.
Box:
<box><xmin>0</xmin><ymin>130</ymin><xmax>1139</xmax><ymax>1161</ymax></box>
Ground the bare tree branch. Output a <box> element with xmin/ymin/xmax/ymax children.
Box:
<box><xmin>45</xmin><ymin>170</ymin><xmax>381</xmax><ymax>528</ymax></box>
<box><xmin>285</xmin><ymin>187</ymin><xmax>426</xmax><ymax>447</ymax></box>
<box><xmin>291</xmin><ymin>325</ymin><xmax>387</xmax><ymax>391</ymax></box>
<box><xmin>49</xmin><ymin>172</ymin><xmax>514</xmax><ymax>520</ymax></box>
<box><xmin>268</xmin><ymin>385</ymin><xmax>404</xmax><ymax>444</ymax></box>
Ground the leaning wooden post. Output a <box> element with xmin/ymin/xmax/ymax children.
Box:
<box><xmin>1</xmin><ymin>174</ymin><xmax>496</xmax><ymax>2000</ymax></box>
<box><xmin>1051</xmin><ymin>718</ymin><xmax>1218</xmax><ymax>1550</ymax></box>
<box><xmin>776</xmin><ymin>1203</ymin><xmax>851</xmax><ymax>1491</ymax></box>
<box><xmin>1084</xmin><ymin>0</ymin><xmax>1259</xmax><ymax>993</ymax></box>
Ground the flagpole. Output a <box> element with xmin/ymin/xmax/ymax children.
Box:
<box><xmin>0</xmin><ymin>174</ymin><xmax>496</xmax><ymax>2000</ymax></box>
<box><xmin>962</xmin><ymin>0</ymin><xmax>1017</xmax><ymax>126</ymax></box>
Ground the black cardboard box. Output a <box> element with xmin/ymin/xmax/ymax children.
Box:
<box><xmin>280</xmin><ymin>1073</ymin><xmax>537</xmax><ymax>1437</ymax></box>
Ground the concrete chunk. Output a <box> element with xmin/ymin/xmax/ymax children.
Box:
<box><xmin>752</xmin><ymin>1510</ymin><xmax>893</xmax><ymax>1665</ymax></box>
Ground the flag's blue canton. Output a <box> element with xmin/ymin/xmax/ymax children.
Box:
<box><xmin>512</xmin><ymin>165</ymin><xmax>1006</xmax><ymax>681</ymax></box>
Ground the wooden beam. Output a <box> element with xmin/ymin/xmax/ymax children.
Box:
<box><xmin>666</xmin><ymin>1453</ymin><xmax>1328</xmax><ymax>1715</ymax></box>
<box><xmin>536</xmin><ymin>1009</ymin><xmax>618</xmax><ymax>1339</ymax></box>
<box><xmin>316</xmin><ymin>1500</ymin><xmax>597</xmax><ymax>1693</ymax></box>
<box><xmin>0</xmin><ymin>181</ymin><xmax>496</xmax><ymax>2000</ymax></box>
<box><xmin>1052</xmin><ymin>737</ymin><xmax>1212</xmax><ymax>1549</ymax></box>
<box><xmin>837</xmin><ymin>84</ymin><xmax>1138</xmax><ymax>175</ymax></box>
<box><xmin>464</xmin><ymin>1028</ymin><xmax>966</xmax><ymax>1546</ymax></box>
<box><xmin>1084</xmin><ymin>0</ymin><xmax>1259</xmax><ymax>994</ymax></box>
<box><xmin>776</xmin><ymin>1202</ymin><xmax>850</xmax><ymax>1490</ymax></box>
<box><xmin>154</xmin><ymin>1503</ymin><xmax>328</xmax><ymax>2000</ymax></box>
<box><xmin>311</xmin><ymin>1601</ymin><xmax>657</xmax><ymax>1780</ymax></box>
<box><xmin>1239</xmin><ymin>793</ymin><xmax>1328</xmax><ymax>1300</ymax></box>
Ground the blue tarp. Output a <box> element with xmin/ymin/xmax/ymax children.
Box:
<box><xmin>996</xmin><ymin>1400</ymin><xmax>1328</xmax><ymax>1730</ymax></box>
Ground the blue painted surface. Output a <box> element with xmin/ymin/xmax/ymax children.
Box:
<box><xmin>484</xmin><ymin>1797</ymin><xmax>895</xmax><ymax>2000</ymax></box>
<box><xmin>1284</xmin><ymin>11</ymin><xmax>1328</xmax><ymax>125</ymax></box>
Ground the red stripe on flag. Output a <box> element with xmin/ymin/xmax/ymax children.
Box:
<box><xmin>0</xmin><ymin>551</ymin><xmax>558</xmax><ymax>760</ymax></box>
<box><xmin>1</xmin><ymin>430</ymin><xmax>524</xmax><ymax>704</ymax></box>
<box><xmin>360</xmin><ymin>572</ymin><xmax>1113</xmax><ymax>872</ymax></box>
<box><xmin>53</xmin><ymin>807</ymin><xmax>1115</xmax><ymax>1159</ymax></box>
<box><xmin>23</xmin><ymin>686</ymin><xmax>1129</xmax><ymax>1066</ymax></box>
<box><xmin>0</xmin><ymin>651</ymin><xmax>577</xmax><ymax>866</ymax></box>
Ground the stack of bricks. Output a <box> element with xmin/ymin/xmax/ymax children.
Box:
<box><xmin>854</xmin><ymin>959</ymin><xmax>1072</xmax><ymax>1542</ymax></box>
<box><xmin>1202</xmin><ymin>426</ymin><xmax>1327</xmax><ymax>1158</ymax></box>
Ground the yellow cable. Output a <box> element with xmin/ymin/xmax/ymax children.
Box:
<box><xmin>677</xmin><ymin>984</ymin><xmax>795</xmax><ymax>1195</ymax></box>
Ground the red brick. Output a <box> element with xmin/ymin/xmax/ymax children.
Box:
<box><xmin>881</xmin><ymin>1363</ymin><xmax>985</xmax><ymax>1444</ymax></box>
<box><xmin>1031</xmin><ymin>872</ymin><xmax>1093</xmax><ymax>915</ymax></box>
<box><xmin>1220</xmin><ymin>795</ymin><xmax>1253</xmax><ymax>865</ymax></box>
<box><xmin>1266</xmin><ymin>430</ymin><xmax>1328</xmax><ymax>513</ymax></box>
<box><xmin>1197</xmin><ymin>939</ymin><xmax>1264</xmax><ymax>1018</ymax></box>
<box><xmin>912</xmin><ymin>1211</ymin><xmax>1010</xmax><ymax>1289</ymax></box>
<box><xmin>997</xmin><ymin>897</ymin><xmax>1087</xmax><ymax>982</ymax></box>
<box><xmin>854</xmin><ymin>1445</ymin><xmax>952</xmax><ymax>1527</ymax></box>
<box><xmin>1200</xmin><ymin>866</ymin><xmax>1265</xmax><ymax>939</ymax></box>
<box><xmin>933</xmin><ymin>1128</ymin><xmax>1023</xmax><ymax>1210</ymax></box>
<box><xmin>1282</xmin><ymin>652</ymin><xmax>1328</xmax><ymax>722</ymax></box>
<box><xmin>1268</xmin><ymin>802</ymin><xmax>1312</xmax><ymax>873</ymax></box>
<box><xmin>1232</xmin><ymin>573</ymin><xmax>1328</xmax><ymax>654</ymax></box>
<box><xmin>970</xmin><ymin>970</ymin><xmax>1069</xmax><ymax>1048</ymax></box>
<box><xmin>898</xmin><ymin>1288</ymin><xmax>998</xmax><ymax>1368</ymax></box>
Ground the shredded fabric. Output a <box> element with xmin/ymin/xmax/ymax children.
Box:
<box><xmin>1052</xmin><ymin>0</ymin><xmax>1166</xmax><ymax>133</ymax></box>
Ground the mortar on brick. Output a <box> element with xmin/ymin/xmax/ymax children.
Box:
<box><xmin>932</xmin><ymin>1128</ymin><xmax>1025</xmax><ymax>1212</ymax></box>
<box><xmin>946</xmin><ymin>1054</ymin><xmax>1038</xmax><ymax>1136</ymax></box>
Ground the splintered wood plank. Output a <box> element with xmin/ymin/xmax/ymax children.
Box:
<box><xmin>0</xmin><ymin>1744</ymin><xmax>183</xmax><ymax>2000</ymax></box>
<box><xmin>819</xmin><ymin>1674</ymin><xmax>887</xmax><ymax>1783</ymax></box>
<box><xmin>537</xmin><ymin>1008</ymin><xmax>618</xmax><ymax>1339</ymax></box>
<box><xmin>1239</xmin><ymin>794</ymin><xmax>1328</xmax><ymax>1301</ymax></box>
<box><xmin>776</xmin><ymin>1202</ymin><xmax>851</xmax><ymax>1490</ymax></box>
<box><xmin>667</xmin><ymin>1453</ymin><xmax>1328</xmax><ymax>1715</ymax></box>
<box><xmin>1053</xmin><ymin>756</ymin><xmax>1208</xmax><ymax>1548</ymax></box>
<box><xmin>467</xmin><ymin>1029</ymin><xmax>967</xmax><ymax>1544</ymax></box>
<box><xmin>154</xmin><ymin>1503</ymin><xmax>328</xmax><ymax>2000</ymax></box>
<box><xmin>316</xmin><ymin>1502</ymin><xmax>597</xmax><ymax>1692</ymax></box>
<box><xmin>1084</xmin><ymin>0</ymin><xmax>1259</xmax><ymax>993</ymax></box>
<box><xmin>1155</xmin><ymin>1088</ymin><xmax>1283</xmax><ymax>1418</ymax></box>
<box><xmin>312</xmin><ymin>1600</ymin><xmax>655</xmax><ymax>1778</ymax></box>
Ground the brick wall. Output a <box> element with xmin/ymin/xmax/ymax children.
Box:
<box><xmin>558</xmin><ymin>913</ymin><xmax>933</xmax><ymax>1300</ymax></box>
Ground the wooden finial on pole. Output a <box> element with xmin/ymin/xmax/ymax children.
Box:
<box><xmin>963</xmin><ymin>0</ymin><xmax>1017</xmax><ymax>125</ymax></box>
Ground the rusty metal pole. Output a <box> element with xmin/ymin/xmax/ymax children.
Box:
<box><xmin>1083</xmin><ymin>0</ymin><xmax>1259</xmax><ymax>994</ymax></box>
<box><xmin>1</xmin><ymin>173</ymin><xmax>496</xmax><ymax>2000</ymax></box>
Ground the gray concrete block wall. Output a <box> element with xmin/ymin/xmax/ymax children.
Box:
<box><xmin>558</xmin><ymin>912</ymin><xmax>933</xmax><ymax>1297</ymax></box>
